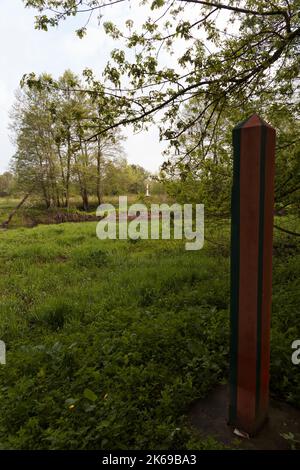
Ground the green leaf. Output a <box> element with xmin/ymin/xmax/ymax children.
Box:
<box><xmin>83</xmin><ymin>388</ymin><xmax>97</xmax><ymax>402</ymax></box>
<box><xmin>151</xmin><ymin>0</ymin><xmax>165</xmax><ymax>10</ymax></box>
<box><xmin>76</xmin><ymin>27</ymin><xmax>87</xmax><ymax>39</ymax></box>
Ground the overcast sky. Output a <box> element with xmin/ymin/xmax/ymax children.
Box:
<box><xmin>0</xmin><ymin>0</ymin><xmax>167</xmax><ymax>174</ymax></box>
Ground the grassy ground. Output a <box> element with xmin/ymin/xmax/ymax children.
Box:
<box><xmin>0</xmin><ymin>213</ymin><xmax>299</xmax><ymax>449</ymax></box>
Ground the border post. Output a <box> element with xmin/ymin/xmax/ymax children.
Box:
<box><xmin>229</xmin><ymin>114</ymin><xmax>276</xmax><ymax>435</ymax></box>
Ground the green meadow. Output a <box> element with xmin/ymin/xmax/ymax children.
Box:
<box><xmin>0</xmin><ymin>216</ymin><xmax>299</xmax><ymax>449</ymax></box>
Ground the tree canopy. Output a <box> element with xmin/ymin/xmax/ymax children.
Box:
<box><xmin>20</xmin><ymin>1</ymin><xmax>300</xmax><ymax>214</ymax></box>
<box><xmin>10</xmin><ymin>70</ymin><xmax>153</xmax><ymax>209</ymax></box>
<box><xmin>22</xmin><ymin>1</ymin><xmax>300</xmax><ymax>142</ymax></box>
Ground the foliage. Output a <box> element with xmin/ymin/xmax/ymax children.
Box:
<box><xmin>280</xmin><ymin>432</ymin><xmax>300</xmax><ymax>450</ymax></box>
<box><xmin>0</xmin><ymin>172</ymin><xmax>15</xmax><ymax>197</ymax></box>
<box><xmin>10</xmin><ymin>71</ymin><xmax>133</xmax><ymax>209</ymax></box>
<box><xmin>20</xmin><ymin>1</ymin><xmax>300</xmax><ymax>217</ymax></box>
<box><xmin>160</xmin><ymin>101</ymin><xmax>300</xmax><ymax>215</ymax></box>
<box><xmin>22</xmin><ymin>1</ymin><xmax>300</xmax><ymax>148</ymax></box>
<box><xmin>0</xmin><ymin>217</ymin><xmax>299</xmax><ymax>449</ymax></box>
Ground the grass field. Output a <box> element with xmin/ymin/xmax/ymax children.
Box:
<box><xmin>0</xmin><ymin>211</ymin><xmax>299</xmax><ymax>449</ymax></box>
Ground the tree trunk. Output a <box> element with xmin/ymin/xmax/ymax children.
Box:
<box><xmin>56</xmin><ymin>143</ymin><xmax>67</xmax><ymax>208</ymax></box>
<box><xmin>96</xmin><ymin>136</ymin><xmax>102</xmax><ymax>205</ymax></box>
<box><xmin>65</xmin><ymin>132</ymin><xmax>72</xmax><ymax>209</ymax></box>
<box><xmin>82</xmin><ymin>188</ymin><xmax>89</xmax><ymax>211</ymax></box>
<box><xmin>1</xmin><ymin>193</ymin><xmax>31</xmax><ymax>228</ymax></box>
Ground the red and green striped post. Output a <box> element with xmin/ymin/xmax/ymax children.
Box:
<box><xmin>229</xmin><ymin>114</ymin><xmax>276</xmax><ymax>436</ymax></box>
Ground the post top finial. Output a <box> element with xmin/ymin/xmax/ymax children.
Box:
<box><xmin>234</xmin><ymin>114</ymin><xmax>275</xmax><ymax>131</ymax></box>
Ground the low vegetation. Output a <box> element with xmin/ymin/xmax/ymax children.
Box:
<box><xmin>0</xmin><ymin>213</ymin><xmax>299</xmax><ymax>450</ymax></box>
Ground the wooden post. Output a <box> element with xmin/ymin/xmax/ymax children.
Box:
<box><xmin>229</xmin><ymin>114</ymin><xmax>276</xmax><ymax>436</ymax></box>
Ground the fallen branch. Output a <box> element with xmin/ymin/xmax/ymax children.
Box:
<box><xmin>1</xmin><ymin>193</ymin><xmax>31</xmax><ymax>228</ymax></box>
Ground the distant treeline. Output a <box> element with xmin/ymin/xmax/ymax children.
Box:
<box><xmin>7</xmin><ymin>70</ymin><xmax>163</xmax><ymax>210</ymax></box>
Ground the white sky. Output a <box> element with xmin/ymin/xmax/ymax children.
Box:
<box><xmin>0</xmin><ymin>0</ymin><xmax>168</xmax><ymax>174</ymax></box>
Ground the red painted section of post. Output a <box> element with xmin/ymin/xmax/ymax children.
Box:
<box><xmin>258</xmin><ymin>127</ymin><xmax>276</xmax><ymax>419</ymax></box>
<box><xmin>237</xmin><ymin>122</ymin><xmax>261</xmax><ymax>431</ymax></box>
<box><xmin>229</xmin><ymin>114</ymin><xmax>276</xmax><ymax>435</ymax></box>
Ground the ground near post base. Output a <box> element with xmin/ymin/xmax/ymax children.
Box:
<box><xmin>188</xmin><ymin>385</ymin><xmax>300</xmax><ymax>450</ymax></box>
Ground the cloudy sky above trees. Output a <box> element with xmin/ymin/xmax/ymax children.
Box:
<box><xmin>0</xmin><ymin>0</ymin><xmax>167</xmax><ymax>173</ymax></box>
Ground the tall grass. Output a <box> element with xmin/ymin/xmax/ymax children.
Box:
<box><xmin>0</xmin><ymin>217</ymin><xmax>299</xmax><ymax>449</ymax></box>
